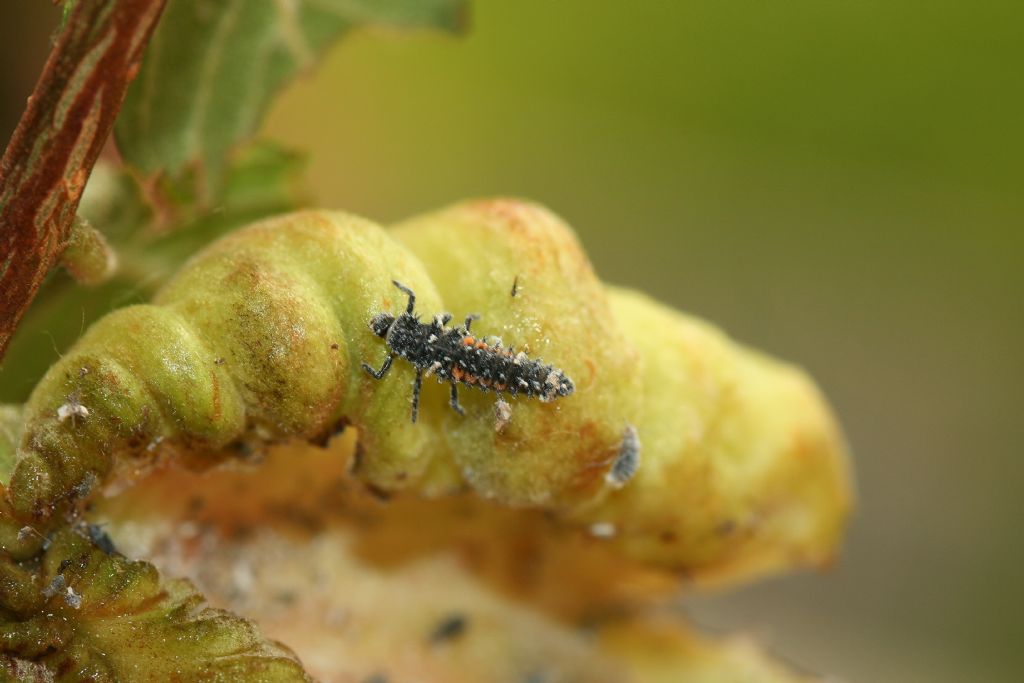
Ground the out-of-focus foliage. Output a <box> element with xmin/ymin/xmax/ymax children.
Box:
<box><xmin>115</xmin><ymin>0</ymin><xmax>466</xmax><ymax>201</ymax></box>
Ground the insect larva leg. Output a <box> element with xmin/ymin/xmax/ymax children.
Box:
<box><xmin>392</xmin><ymin>280</ymin><xmax>416</xmax><ymax>314</ymax></box>
<box><xmin>464</xmin><ymin>313</ymin><xmax>480</xmax><ymax>331</ymax></box>
<box><xmin>410</xmin><ymin>369</ymin><xmax>424</xmax><ymax>423</ymax></box>
<box><xmin>436</xmin><ymin>312</ymin><xmax>453</xmax><ymax>328</ymax></box>
<box><xmin>449</xmin><ymin>383</ymin><xmax>465</xmax><ymax>415</ymax></box>
<box><xmin>362</xmin><ymin>354</ymin><xmax>395</xmax><ymax>380</ymax></box>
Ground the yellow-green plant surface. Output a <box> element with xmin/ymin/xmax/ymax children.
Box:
<box><xmin>0</xmin><ymin>200</ymin><xmax>851</xmax><ymax>681</ymax></box>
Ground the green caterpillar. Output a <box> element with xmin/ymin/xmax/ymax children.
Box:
<box><xmin>0</xmin><ymin>199</ymin><xmax>851</xmax><ymax>583</ymax></box>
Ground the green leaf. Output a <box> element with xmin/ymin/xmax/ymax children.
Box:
<box><xmin>4</xmin><ymin>528</ymin><xmax>312</xmax><ymax>682</ymax></box>
<box><xmin>115</xmin><ymin>0</ymin><xmax>466</xmax><ymax>202</ymax></box>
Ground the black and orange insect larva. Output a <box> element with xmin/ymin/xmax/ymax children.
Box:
<box><xmin>363</xmin><ymin>281</ymin><xmax>575</xmax><ymax>422</ymax></box>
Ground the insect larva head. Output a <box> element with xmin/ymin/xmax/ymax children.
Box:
<box><xmin>369</xmin><ymin>312</ymin><xmax>396</xmax><ymax>338</ymax></box>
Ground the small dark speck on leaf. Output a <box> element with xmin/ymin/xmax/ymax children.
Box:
<box><xmin>214</xmin><ymin>357</ymin><xmax>226</xmax><ymax>365</ymax></box>
<box><xmin>428</xmin><ymin>613</ymin><xmax>468</xmax><ymax>644</ymax></box>
<box><xmin>363</xmin><ymin>675</ymin><xmax>389</xmax><ymax>683</ymax></box>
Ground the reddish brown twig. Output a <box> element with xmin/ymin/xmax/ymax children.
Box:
<box><xmin>0</xmin><ymin>0</ymin><xmax>166</xmax><ymax>359</ymax></box>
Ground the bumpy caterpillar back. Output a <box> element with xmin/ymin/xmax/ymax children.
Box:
<box><xmin>0</xmin><ymin>200</ymin><xmax>850</xmax><ymax>586</ymax></box>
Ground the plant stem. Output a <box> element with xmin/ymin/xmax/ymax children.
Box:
<box><xmin>0</xmin><ymin>0</ymin><xmax>166</xmax><ymax>359</ymax></box>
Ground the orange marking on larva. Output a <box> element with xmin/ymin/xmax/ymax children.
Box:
<box><xmin>452</xmin><ymin>366</ymin><xmax>464</xmax><ymax>380</ymax></box>
<box><xmin>464</xmin><ymin>373</ymin><xmax>477</xmax><ymax>384</ymax></box>
<box><xmin>475</xmin><ymin>340</ymin><xmax>487</xmax><ymax>349</ymax></box>
<box><xmin>463</xmin><ymin>336</ymin><xmax>475</xmax><ymax>346</ymax></box>
<box><xmin>494</xmin><ymin>382</ymin><xmax>507</xmax><ymax>392</ymax></box>
<box><xmin>479</xmin><ymin>377</ymin><xmax>492</xmax><ymax>388</ymax></box>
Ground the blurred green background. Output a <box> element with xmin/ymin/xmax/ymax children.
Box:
<box><xmin>2</xmin><ymin>1</ymin><xmax>1022</xmax><ymax>681</ymax></box>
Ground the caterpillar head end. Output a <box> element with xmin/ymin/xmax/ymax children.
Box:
<box><xmin>369</xmin><ymin>312</ymin><xmax>396</xmax><ymax>338</ymax></box>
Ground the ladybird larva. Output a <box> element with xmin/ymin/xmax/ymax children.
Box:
<box><xmin>363</xmin><ymin>280</ymin><xmax>574</xmax><ymax>423</ymax></box>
